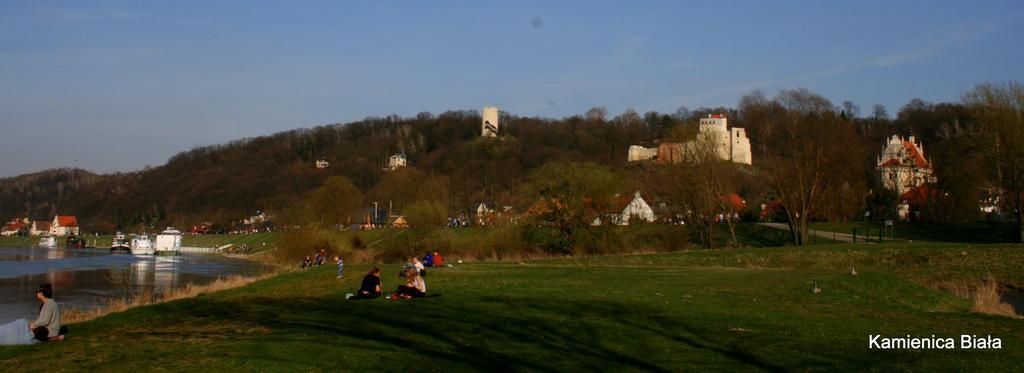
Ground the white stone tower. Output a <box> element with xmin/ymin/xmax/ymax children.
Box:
<box><xmin>482</xmin><ymin>106</ymin><xmax>499</xmax><ymax>137</ymax></box>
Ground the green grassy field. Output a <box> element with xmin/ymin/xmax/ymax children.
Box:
<box><xmin>2</xmin><ymin>242</ymin><xmax>1021</xmax><ymax>371</ymax></box>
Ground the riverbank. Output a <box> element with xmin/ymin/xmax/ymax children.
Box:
<box><xmin>0</xmin><ymin>233</ymin><xmax>276</xmax><ymax>250</ymax></box>
<box><xmin>1</xmin><ymin>242</ymin><xmax>1022</xmax><ymax>371</ymax></box>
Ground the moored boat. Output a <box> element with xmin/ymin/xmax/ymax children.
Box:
<box><xmin>65</xmin><ymin>234</ymin><xmax>86</xmax><ymax>249</ymax></box>
<box><xmin>130</xmin><ymin>234</ymin><xmax>155</xmax><ymax>255</ymax></box>
<box><xmin>154</xmin><ymin>227</ymin><xmax>182</xmax><ymax>256</ymax></box>
<box><xmin>38</xmin><ymin>236</ymin><xmax>56</xmax><ymax>249</ymax></box>
<box><xmin>111</xmin><ymin>231</ymin><xmax>131</xmax><ymax>252</ymax></box>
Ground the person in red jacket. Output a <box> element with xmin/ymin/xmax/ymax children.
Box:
<box><xmin>432</xmin><ymin>251</ymin><xmax>443</xmax><ymax>267</ymax></box>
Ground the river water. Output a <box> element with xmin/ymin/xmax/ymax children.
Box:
<box><xmin>0</xmin><ymin>246</ymin><xmax>269</xmax><ymax>321</ymax></box>
<box><xmin>1002</xmin><ymin>291</ymin><xmax>1024</xmax><ymax>315</ymax></box>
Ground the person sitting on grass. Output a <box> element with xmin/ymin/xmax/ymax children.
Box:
<box><xmin>422</xmin><ymin>252</ymin><xmax>434</xmax><ymax>267</ymax></box>
<box><xmin>413</xmin><ymin>257</ymin><xmax>426</xmax><ymax>277</ymax></box>
<box><xmin>399</xmin><ymin>257</ymin><xmax>416</xmax><ymax>278</ymax></box>
<box><xmin>348</xmin><ymin>268</ymin><xmax>382</xmax><ymax>299</ymax></box>
<box><xmin>432</xmin><ymin>251</ymin><xmax>443</xmax><ymax>267</ymax></box>
<box><xmin>394</xmin><ymin>269</ymin><xmax>426</xmax><ymax>299</ymax></box>
<box><xmin>30</xmin><ymin>284</ymin><xmax>64</xmax><ymax>342</ymax></box>
<box><xmin>301</xmin><ymin>255</ymin><xmax>312</xmax><ymax>269</ymax></box>
<box><xmin>314</xmin><ymin>250</ymin><xmax>326</xmax><ymax>266</ymax></box>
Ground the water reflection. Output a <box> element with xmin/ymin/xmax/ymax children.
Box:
<box><xmin>1002</xmin><ymin>292</ymin><xmax>1024</xmax><ymax>315</ymax></box>
<box><xmin>0</xmin><ymin>247</ymin><xmax>269</xmax><ymax>321</ymax></box>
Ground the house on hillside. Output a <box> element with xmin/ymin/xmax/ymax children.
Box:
<box><xmin>30</xmin><ymin>221</ymin><xmax>52</xmax><ymax>236</ymax></box>
<box><xmin>316</xmin><ymin>159</ymin><xmax>331</xmax><ymax>169</ymax></box>
<box><xmin>1</xmin><ymin>218</ymin><xmax>27</xmax><ymax>236</ymax></box>
<box><xmin>628</xmin><ymin>114</ymin><xmax>752</xmax><ymax>165</ymax></box>
<box><xmin>385</xmin><ymin>153</ymin><xmax>407</xmax><ymax>171</ymax></box>
<box><xmin>878</xmin><ymin>134</ymin><xmax>934</xmax><ymax>195</ymax></box>
<box><xmin>591</xmin><ymin>191</ymin><xmax>657</xmax><ymax>226</ymax></box>
<box><xmin>878</xmin><ymin>134</ymin><xmax>936</xmax><ymax>220</ymax></box>
<box><xmin>49</xmin><ymin>215</ymin><xmax>79</xmax><ymax>236</ymax></box>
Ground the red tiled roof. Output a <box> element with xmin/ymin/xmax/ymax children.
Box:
<box><xmin>879</xmin><ymin>158</ymin><xmax>901</xmax><ymax>167</ymax></box>
<box><xmin>900</xmin><ymin>185</ymin><xmax>939</xmax><ymax>204</ymax></box>
<box><xmin>759</xmin><ymin>200</ymin><xmax>783</xmax><ymax>217</ymax></box>
<box><xmin>902</xmin><ymin>141</ymin><xmax>931</xmax><ymax>169</ymax></box>
<box><xmin>3</xmin><ymin>222</ymin><xmax>24</xmax><ymax>231</ymax></box>
<box><xmin>55</xmin><ymin>215</ymin><xmax>78</xmax><ymax>227</ymax></box>
<box><xmin>723</xmin><ymin>193</ymin><xmax>746</xmax><ymax>210</ymax></box>
<box><xmin>710</xmin><ymin>114</ymin><xmax>726</xmax><ymax>118</ymax></box>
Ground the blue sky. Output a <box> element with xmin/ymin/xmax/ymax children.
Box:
<box><xmin>1</xmin><ymin>1</ymin><xmax>1022</xmax><ymax>177</ymax></box>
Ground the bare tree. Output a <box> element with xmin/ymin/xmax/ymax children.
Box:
<box><xmin>655</xmin><ymin>132</ymin><xmax>744</xmax><ymax>248</ymax></box>
<box><xmin>872</xmin><ymin>104</ymin><xmax>889</xmax><ymax>121</ymax></box>
<box><xmin>585</xmin><ymin>106</ymin><xmax>608</xmax><ymax>122</ymax></box>
<box><xmin>964</xmin><ymin>81</ymin><xmax>1024</xmax><ymax>241</ymax></box>
<box><xmin>842</xmin><ymin>100</ymin><xmax>861</xmax><ymax>119</ymax></box>
<box><xmin>760</xmin><ymin>89</ymin><xmax>865</xmax><ymax>245</ymax></box>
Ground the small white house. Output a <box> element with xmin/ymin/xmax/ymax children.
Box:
<box><xmin>592</xmin><ymin>191</ymin><xmax>657</xmax><ymax>226</ymax></box>
<box><xmin>49</xmin><ymin>216</ymin><xmax>79</xmax><ymax>236</ymax></box>
<box><xmin>30</xmin><ymin>221</ymin><xmax>51</xmax><ymax>236</ymax></box>
<box><xmin>316</xmin><ymin>159</ymin><xmax>331</xmax><ymax>169</ymax></box>
<box><xmin>385</xmin><ymin>153</ymin><xmax>407</xmax><ymax>171</ymax></box>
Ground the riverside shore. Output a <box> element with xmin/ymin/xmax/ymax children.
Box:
<box><xmin>1</xmin><ymin>242</ymin><xmax>1022</xmax><ymax>371</ymax></box>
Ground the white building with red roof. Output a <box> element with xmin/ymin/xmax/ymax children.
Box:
<box><xmin>591</xmin><ymin>191</ymin><xmax>657</xmax><ymax>226</ymax></box>
<box><xmin>49</xmin><ymin>215</ymin><xmax>80</xmax><ymax>236</ymax></box>
<box><xmin>878</xmin><ymin>134</ymin><xmax>934</xmax><ymax>195</ymax></box>
<box><xmin>1</xmin><ymin>218</ymin><xmax>28</xmax><ymax>236</ymax></box>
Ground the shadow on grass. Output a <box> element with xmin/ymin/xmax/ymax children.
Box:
<box><xmin>171</xmin><ymin>294</ymin><xmax>787</xmax><ymax>372</ymax></box>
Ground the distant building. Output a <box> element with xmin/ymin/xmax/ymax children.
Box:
<box><xmin>628</xmin><ymin>114</ymin><xmax>752</xmax><ymax>165</ymax></box>
<box><xmin>49</xmin><ymin>215</ymin><xmax>79</xmax><ymax>236</ymax></box>
<box><xmin>482</xmin><ymin>106</ymin><xmax>499</xmax><ymax>137</ymax></box>
<box><xmin>316</xmin><ymin>159</ymin><xmax>331</xmax><ymax>169</ymax></box>
<box><xmin>1</xmin><ymin>218</ymin><xmax>27</xmax><ymax>236</ymax></box>
<box><xmin>627</xmin><ymin>145</ymin><xmax>658</xmax><ymax>162</ymax></box>
<box><xmin>592</xmin><ymin>191</ymin><xmax>657</xmax><ymax>226</ymax></box>
<box><xmin>243</xmin><ymin>211</ymin><xmax>270</xmax><ymax>225</ymax></box>
<box><xmin>878</xmin><ymin>134</ymin><xmax>934</xmax><ymax>195</ymax></box>
<box><xmin>877</xmin><ymin>134</ymin><xmax>937</xmax><ymax>220</ymax></box>
<box><xmin>30</xmin><ymin>221</ymin><xmax>51</xmax><ymax>236</ymax></box>
<box><xmin>385</xmin><ymin>153</ymin><xmax>407</xmax><ymax>171</ymax></box>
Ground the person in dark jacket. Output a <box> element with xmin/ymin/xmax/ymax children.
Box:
<box><xmin>349</xmin><ymin>268</ymin><xmax>382</xmax><ymax>299</ymax></box>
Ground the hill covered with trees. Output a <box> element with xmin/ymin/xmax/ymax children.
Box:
<box><xmin>0</xmin><ymin>84</ymin><xmax>1015</xmax><ymax>243</ymax></box>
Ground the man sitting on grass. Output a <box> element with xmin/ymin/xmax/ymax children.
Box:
<box><xmin>348</xmin><ymin>268</ymin><xmax>382</xmax><ymax>299</ymax></box>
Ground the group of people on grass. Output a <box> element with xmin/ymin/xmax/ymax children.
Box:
<box><xmin>346</xmin><ymin>251</ymin><xmax>445</xmax><ymax>300</ymax></box>
<box><xmin>300</xmin><ymin>249</ymin><xmax>346</xmax><ymax>278</ymax></box>
<box><xmin>0</xmin><ymin>283</ymin><xmax>67</xmax><ymax>345</ymax></box>
<box><xmin>301</xmin><ymin>249</ymin><xmax>331</xmax><ymax>269</ymax></box>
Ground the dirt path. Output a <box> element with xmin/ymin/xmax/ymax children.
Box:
<box><xmin>757</xmin><ymin>223</ymin><xmax>857</xmax><ymax>243</ymax></box>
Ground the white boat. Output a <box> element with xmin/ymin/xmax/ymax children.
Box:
<box><xmin>130</xmin><ymin>234</ymin><xmax>155</xmax><ymax>255</ymax></box>
<box><xmin>154</xmin><ymin>227</ymin><xmax>182</xmax><ymax>255</ymax></box>
<box><xmin>38</xmin><ymin>236</ymin><xmax>56</xmax><ymax>249</ymax></box>
<box><xmin>111</xmin><ymin>231</ymin><xmax>131</xmax><ymax>252</ymax></box>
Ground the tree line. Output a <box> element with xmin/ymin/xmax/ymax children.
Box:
<box><xmin>1</xmin><ymin>82</ymin><xmax>1021</xmax><ymax>244</ymax></box>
